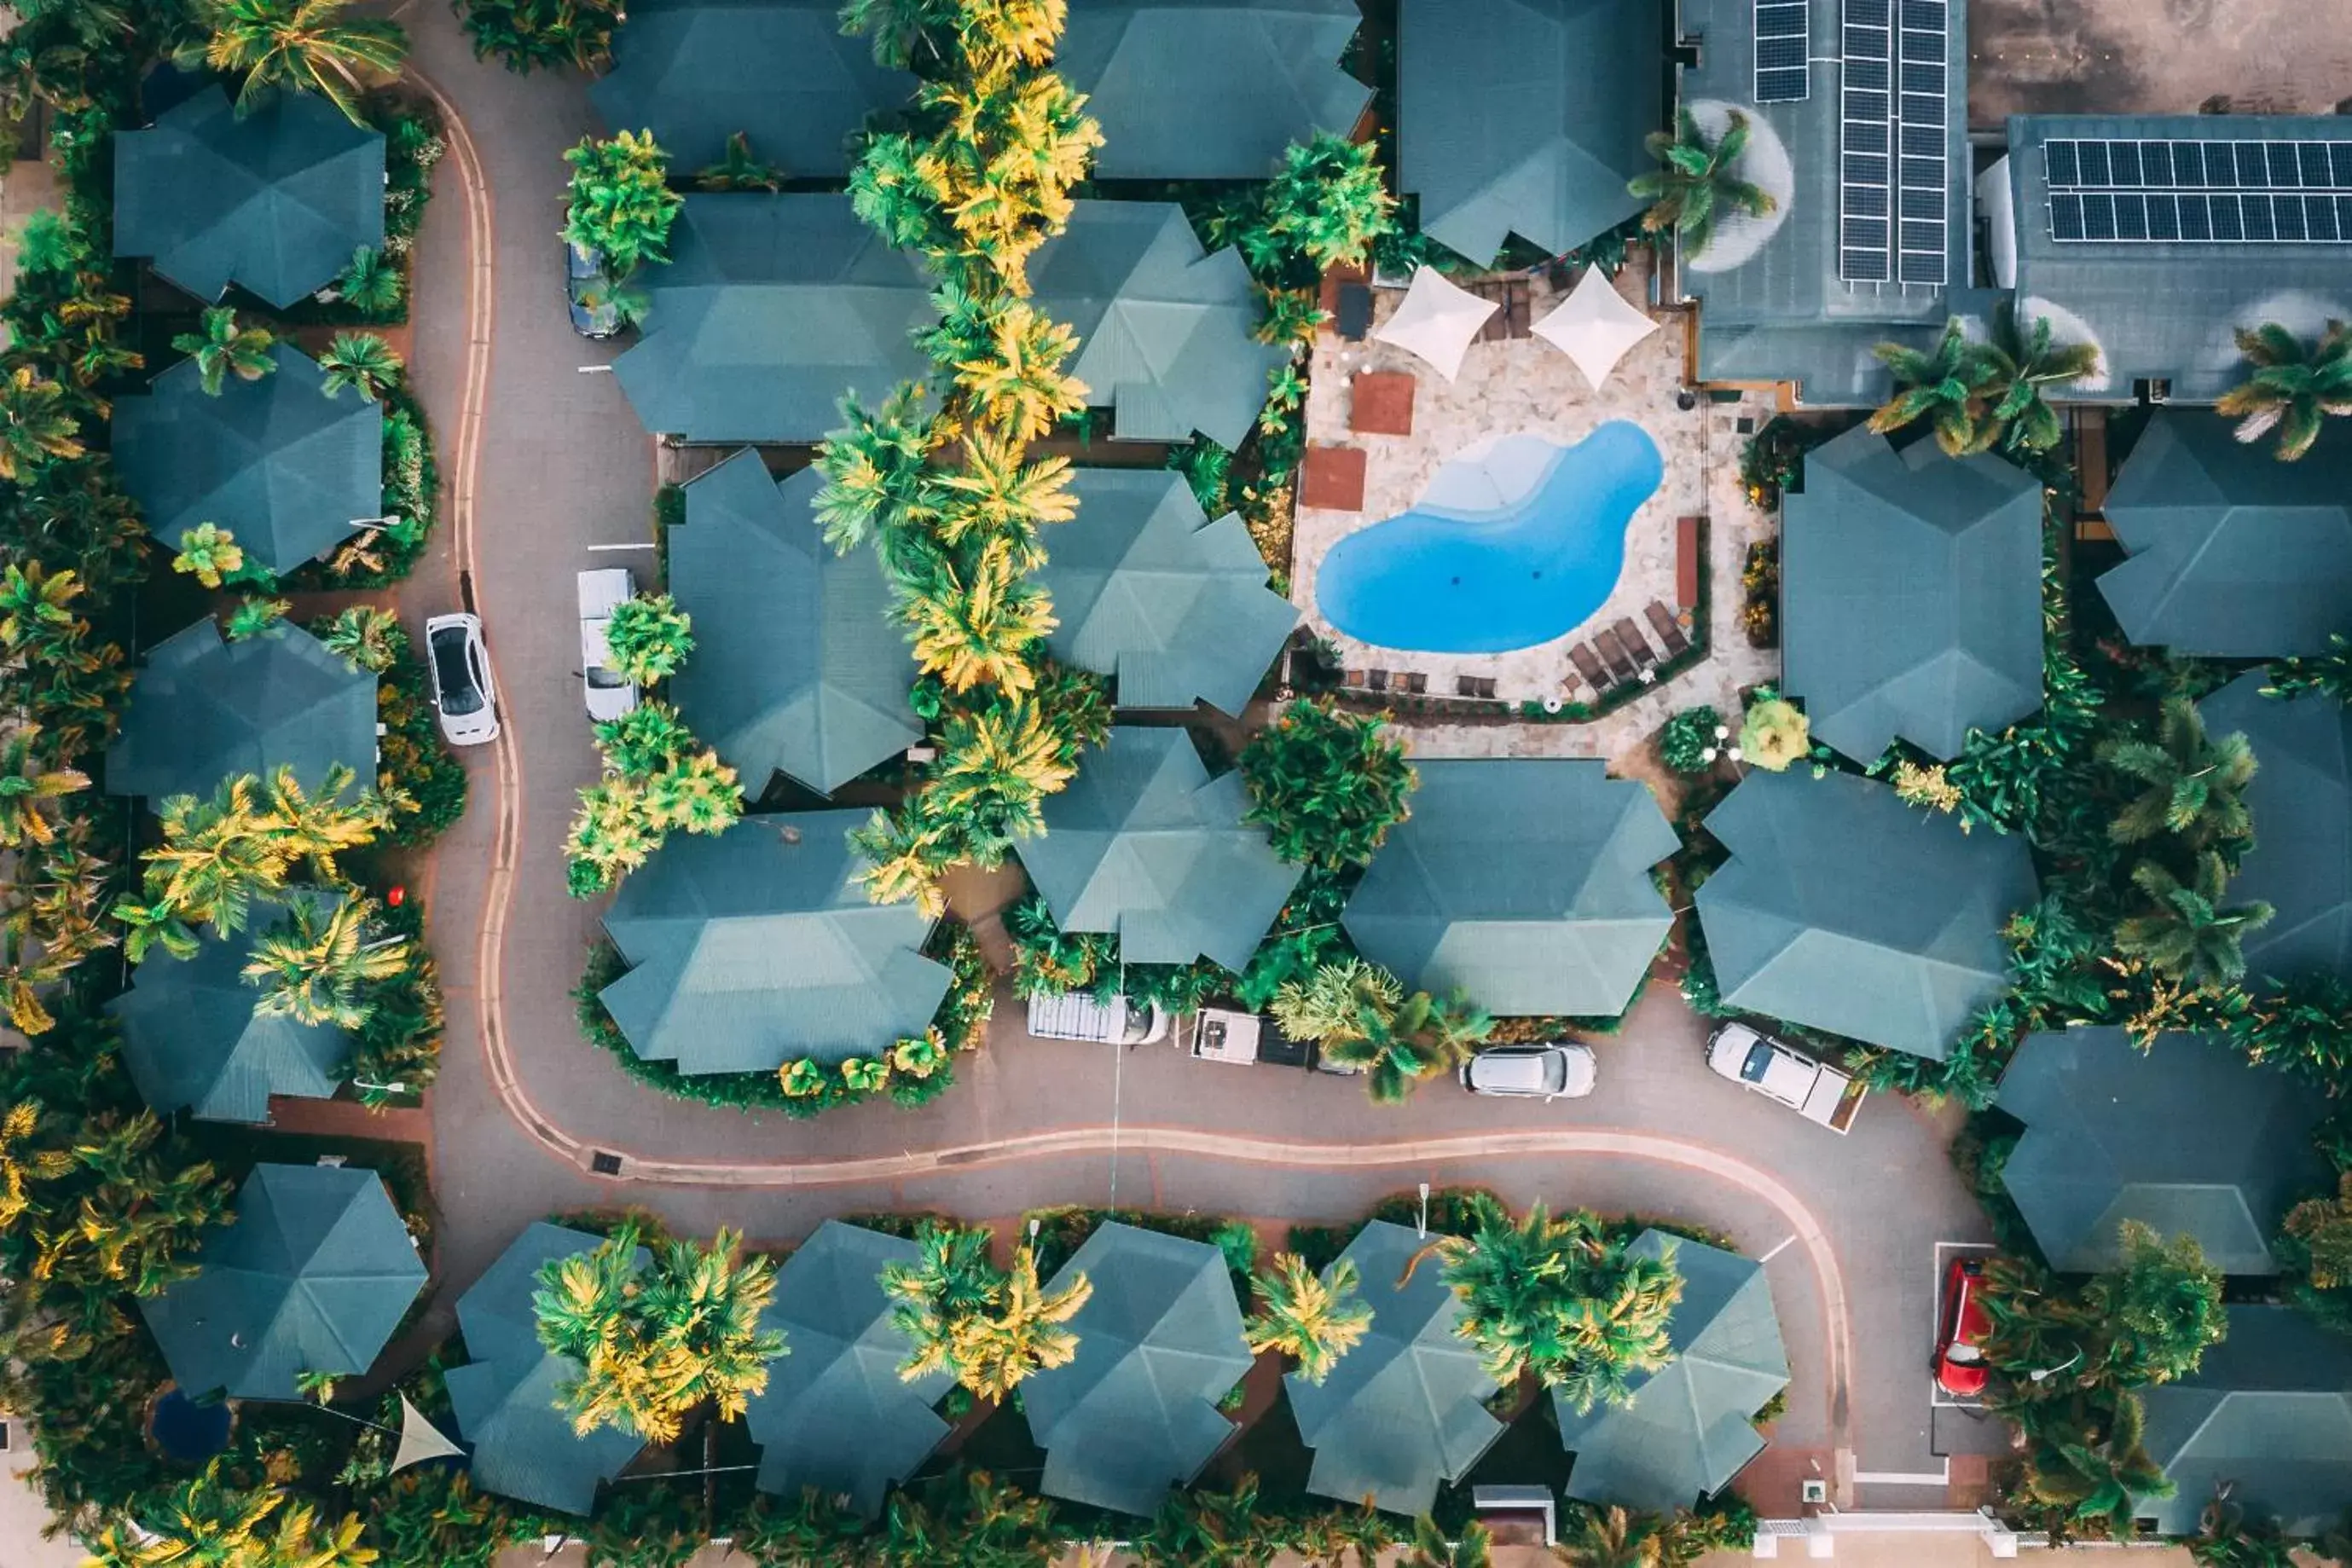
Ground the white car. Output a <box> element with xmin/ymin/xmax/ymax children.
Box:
<box><xmin>1460</xmin><ymin>1043</ymin><xmax>1597</xmax><ymax>1100</ymax></box>
<box><xmin>424</xmin><ymin>612</ymin><xmax>499</xmax><ymax>747</ymax></box>
<box><xmin>576</xmin><ymin>568</ymin><xmax>640</xmax><ymax>722</ymax></box>
<box><xmin>1024</xmin><ymin>992</ymin><xmax>1169</xmax><ymax>1045</ymax></box>
<box><xmin>1705</xmin><ymin>1021</ymin><xmax>1864</xmax><ymax>1132</ymax></box>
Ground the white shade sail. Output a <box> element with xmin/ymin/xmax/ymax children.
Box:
<box><xmin>1532</xmin><ymin>265</ymin><xmax>1661</xmax><ymax>390</ymax></box>
<box><xmin>1371</xmin><ymin>265</ymin><xmax>1498</xmax><ymax>382</ymax></box>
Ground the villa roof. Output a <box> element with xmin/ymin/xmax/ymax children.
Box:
<box><xmin>105</xmin><ymin>618</ymin><xmax>379</xmax><ymax>802</ymax></box>
<box><xmin>1036</xmin><ymin>469</ymin><xmax>1298</xmax><ymax>716</ymax></box>
<box><xmin>1019</xmin><ymin>1223</ymin><xmax>1254</xmax><ymax>1517</ymax></box>
<box><xmin>140</xmin><ymin>1163</ymin><xmax>426</xmax><ymax>1401</ymax></box>
<box><xmin>2198</xmin><ymin>672</ymin><xmax>2352</xmax><ymax>992</ymax></box>
<box><xmin>113</xmin><ymin>84</ymin><xmax>385</xmax><ymax>309</ymax></box>
<box><xmin>1017</xmin><ymin>727</ymin><xmax>1302</xmax><ymax>972</ymax></box>
<box><xmin>1694</xmin><ymin>769</ymin><xmax>2039</xmax><ymax>1059</ymax></box>
<box><xmin>1781</xmin><ymin>425</ymin><xmax>2046</xmax><ymax>762</ymax></box>
<box><xmin>744</xmin><ymin>1221</ymin><xmax>952</xmax><ymax>1515</ymax></box>
<box><xmin>1398</xmin><ymin>0</ymin><xmax>1661</xmax><ymax>265</ymax></box>
<box><xmin>665</xmin><ymin>450</ymin><xmax>921</xmax><ymax>795</ymax></box>
<box><xmin>447</xmin><ymin>1223</ymin><xmax>649</xmax><ymax>1515</ymax></box>
<box><xmin>106</xmin><ymin>889</ymin><xmax>353</xmax><ymax>1125</ymax></box>
<box><xmin>1061</xmin><ymin>0</ymin><xmax>1369</xmax><ymax>180</ymax></box>
<box><xmin>1342</xmin><ymin>759</ymin><xmax>1677</xmax><ymax>1017</ymax></box>
<box><xmin>599</xmin><ymin>811</ymin><xmax>952</xmax><ymax>1074</ymax></box>
<box><xmin>2137</xmin><ymin>1305</ymin><xmax>2352</xmax><ymax>1537</ymax></box>
<box><xmin>113</xmin><ymin>344</ymin><xmax>381</xmax><ymax>574</ymax></box>
<box><xmin>1996</xmin><ymin>1027</ymin><xmax>2332</xmax><ymax>1276</ymax></box>
<box><xmin>2095</xmin><ymin>413</ymin><xmax>2352</xmax><ymax>657</ymax></box>
<box><xmin>1286</xmin><ymin>1220</ymin><xmax>1505</xmax><ymax>1516</ymax></box>
<box><xmin>2002</xmin><ymin>114</ymin><xmax>2352</xmax><ymax>403</ymax></box>
<box><xmin>1554</xmin><ymin>1230</ymin><xmax>1789</xmax><ymax>1513</ymax></box>
<box><xmin>588</xmin><ymin>0</ymin><xmax>912</xmax><ymax>175</ymax></box>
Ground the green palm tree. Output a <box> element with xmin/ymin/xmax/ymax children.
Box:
<box><xmin>240</xmin><ymin>894</ymin><xmax>408</xmax><ymax>1028</ymax></box>
<box><xmin>171</xmin><ymin>523</ymin><xmax>245</xmax><ymax>587</ymax></box>
<box><xmin>1255</xmin><ymin>133</ymin><xmax>1396</xmax><ymax>275</ymax></box>
<box><xmin>839</xmin><ymin>0</ymin><xmax>959</xmax><ymax>70</ymax></box>
<box><xmin>603</xmin><ymin>592</ymin><xmax>695</xmax><ymax>686</ymax></box>
<box><xmin>845</xmin><ymin>131</ymin><xmax>954</xmax><ymax>253</ymax></box>
<box><xmin>2116</xmin><ymin>853</ymin><xmax>2274</xmax><ymax>990</ymax></box>
<box><xmin>933</xmin><ymin>429</ymin><xmax>1073</xmax><ymax>552</ymax></box>
<box><xmin>563</xmin><ymin>130</ymin><xmax>683</xmax><ymax>277</ymax></box>
<box><xmin>954</xmin><ymin>1244</ymin><xmax>1090</xmax><ymax>1402</ymax></box>
<box><xmin>2019</xmin><ymin>1389</ymin><xmax>2174</xmax><ymax>1536</ymax></box>
<box><xmin>171</xmin><ymin>307</ymin><xmax>275</xmax><ymax>395</ymax></box>
<box><xmin>1549</xmin><ymin>1237</ymin><xmax>1683</xmax><ymax>1415</ymax></box>
<box><xmin>1629</xmin><ymin>106</ymin><xmax>1776</xmax><ymax>260</ymax></box>
<box><xmin>642</xmin><ymin>749</ymin><xmax>742</xmax><ymax>837</ymax></box>
<box><xmin>0</xmin><ymin>726</ymin><xmax>89</xmax><ymax>850</ymax></box>
<box><xmin>223</xmin><ymin>595</ymin><xmax>289</xmax><ymax>641</ymax></box>
<box><xmin>592</xmin><ymin>699</ymin><xmax>693</xmax><ymax>780</ymax></box>
<box><xmin>1404</xmin><ymin>1516</ymin><xmax>1492</xmax><ymax>1568</ymax></box>
<box><xmin>898</xmin><ymin>538</ymin><xmax>1054</xmax><ymax>696</ymax></box>
<box><xmin>318</xmin><ymin>604</ymin><xmax>401</xmax><ymax>671</ymax></box>
<box><xmin>2216</xmin><ymin>319</ymin><xmax>2352</xmax><ymax>460</ymax></box>
<box><xmin>881</xmin><ymin>1221</ymin><xmax>1005</xmax><ymax>1383</ymax></box>
<box><xmin>316</xmin><ymin>332</ymin><xmax>402</xmax><ymax>399</ymax></box>
<box><xmin>951</xmin><ymin>302</ymin><xmax>1087</xmax><ymax>443</ymax></box>
<box><xmin>333</xmin><ymin>245</ymin><xmax>403</xmax><ymax>315</ymax></box>
<box><xmin>84</xmin><ymin>1461</ymin><xmax>287</xmax><ymax>1568</ymax></box>
<box><xmin>0</xmin><ymin>364</ymin><xmax>85</xmax><ymax>479</ymax></box>
<box><xmin>564</xmin><ymin>776</ymin><xmax>659</xmax><ymax>895</ymax></box>
<box><xmin>2099</xmin><ymin>695</ymin><xmax>2256</xmax><ymax>848</ymax></box>
<box><xmin>142</xmin><ymin>777</ymin><xmax>289</xmax><ymax>936</ymax></box>
<box><xmin>0</xmin><ymin>561</ymin><xmax>87</xmax><ymax>653</ymax></box>
<box><xmin>1244</xmin><ymin>1253</ymin><xmax>1374</xmax><ymax>1384</ymax></box>
<box><xmin>1553</xmin><ymin>1505</ymin><xmax>1663</xmax><ymax>1568</ymax></box>
<box><xmin>1237</xmin><ymin>700</ymin><xmax>1416</xmax><ymax>871</ymax></box>
<box><xmin>814</xmin><ymin>385</ymin><xmax>939</xmax><ymax>554</ymax></box>
<box><xmin>1868</xmin><ymin>318</ymin><xmax>1999</xmax><ymax>455</ymax></box>
<box><xmin>695</xmin><ymin>130</ymin><xmax>785</xmax><ymax>190</ymax></box>
<box><xmin>199</xmin><ymin>0</ymin><xmax>408</xmax><ymax>125</ymax></box>
<box><xmin>1980</xmin><ymin>302</ymin><xmax>2100</xmax><ymax>453</ymax></box>
<box><xmin>921</xmin><ymin>699</ymin><xmax>1075</xmax><ymax>852</ymax></box>
<box><xmin>1320</xmin><ymin>987</ymin><xmax>1494</xmax><ymax>1104</ymax></box>
<box><xmin>848</xmin><ymin>803</ymin><xmax>952</xmax><ymax>915</ymax></box>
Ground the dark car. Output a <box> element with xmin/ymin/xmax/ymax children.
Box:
<box><xmin>565</xmin><ymin>241</ymin><xmax>622</xmax><ymax>339</ymax></box>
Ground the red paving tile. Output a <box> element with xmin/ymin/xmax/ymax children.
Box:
<box><xmin>1348</xmin><ymin>370</ymin><xmax>1416</xmax><ymax>436</ymax></box>
<box><xmin>1299</xmin><ymin>443</ymin><xmax>1368</xmax><ymax>512</ymax></box>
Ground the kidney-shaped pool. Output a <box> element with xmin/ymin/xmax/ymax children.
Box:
<box><xmin>1314</xmin><ymin>420</ymin><xmax>1664</xmax><ymax>655</ymax></box>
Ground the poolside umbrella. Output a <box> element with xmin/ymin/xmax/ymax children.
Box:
<box><xmin>1532</xmin><ymin>266</ymin><xmax>1660</xmax><ymax>390</ymax></box>
<box><xmin>1371</xmin><ymin>266</ymin><xmax>1498</xmax><ymax>382</ymax></box>
<box><xmin>1416</xmin><ymin>432</ymin><xmax>1562</xmax><ymax>513</ymax></box>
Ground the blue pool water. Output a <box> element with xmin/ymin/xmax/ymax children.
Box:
<box><xmin>1315</xmin><ymin>420</ymin><xmax>1664</xmax><ymax>654</ymax></box>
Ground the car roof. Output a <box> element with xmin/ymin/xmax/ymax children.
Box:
<box><xmin>1474</xmin><ymin>1048</ymin><xmax>1565</xmax><ymax>1092</ymax></box>
<box><xmin>577</xmin><ymin>567</ymin><xmax>633</xmax><ymax>617</ymax></box>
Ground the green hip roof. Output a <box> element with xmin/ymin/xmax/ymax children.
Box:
<box><xmin>105</xmin><ymin>618</ymin><xmax>379</xmax><ymax>803</ymax></box>
<box><xmin>2200</xmin><ymin>671</ymin><xmax>2352</xmax><ymax>991</ymax></box>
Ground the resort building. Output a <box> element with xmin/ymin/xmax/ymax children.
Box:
<box><xmin>105</xmin><ymin>618</ymin><xmax>378</xmax><ymax>802</ymax></box>
<box><xmin>2136</xmin><ymin>1305</ymin><xmax>2352</xmax><ymax>1537</ymax></box>
<box><xmin>2198</xmin><ymin>673</ymin><xmax>2352</xmax><ymax>991</ymax></box>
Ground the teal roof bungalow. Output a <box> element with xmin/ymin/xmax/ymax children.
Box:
<box><xmin>666</xmin><ymin>450</ymin><xmax>921</xmax><ymax>796</ymax></box>
<box><xmin>2201</xmin><ymin>673</ymin><xmax>2352</xmax><ymax>989</ymax></box>
<box><xmin>598</xmin><ymin>812</ymin><xmax>953</xmax><ymax>1075</ymax></box>
<box><xmin>1399</xmin><ymin>0</ymin><xmax>1662</xmax><ymax>264</ymax></box>
<box><xmin>105</xmin><ymin>618</ymin><xmax>378</xmax><ymax>802</ymax></box>
<box><xmin>141</xmin><ymin>1163</ymin><xmax>426</xmax><ymax>1401</ymax></box>
<box><xmin>1060</xmin><ymin>0</ymin><xmax>1369</xmax><ymax>180</ymax></box>
<box><xmin>113</xmin><ymin>344</ymin><xmax>383</xmax><ymax>576</ymax></box>
<box><xmin>2137</xmin><ymin>1305</ymin><xmax>2352</xmax><ymax>1538</ymax></box>
<box><xmin>1037</xmin><ymin>469</ymin><xmax>1298</xmax><ymax>717</ymax></box>
<box><xmin>744</xmin><ymin>1221</ymin><xmax>952</xmax><ymax>1515</ymax></box>
<box><xmin>1554</xmin><ymin>1231</ymin><xmax>1789</xmax><ymax>1513</ymax></box>
<box><xmin>1017</xmin><ymin>727</ymin><xmax>1303</xmax><ymax>972</ymax></box>
<box><xmin>1996</xmin><ymin>1027</ymin><xmax>2331</xmax><ymax>1276</ymax></box>
<box><xmin>1781</xmin><ymin>425</ymin><xmax>2045</xmax><ymax>761</ymax></box>
<box><xmin>447</xmin><ymin>1223</ymin><xmax>650</xmax><ymax>1515</ymax></box>
<box><xmin>106</xmin><ymin>889</ymin><xmax>356</xmax><ymax>1125</ymax></box>
<box><xmin>113</xmin><ymin>83</ymin><xmax>385</xmax><ymax>308</ymax></box>
<box><xmin>1342</xmin><ymin>760</ymin><xmax>1677</xmax><ymax>1017</ymax></box>
<box><xmin>1020</xmin><ymin>1223</ymin><xmax>1254</xmax><ymax>1516</ymax></box>
<box><xmin>2095</xmin><ymin>414</ymin><xmax>2352</xmax><ymax>657</ymax></box>
<box><xmin>1286</xmin><ymin>1220</ymin><xmax>1505</xmax><ymax>1516</ymax></box>
<box><xmin>1694</xmin><ymin>770</ymin><xmax>2039</xmax><ymax>1059</ymax></box>
<box><xmin>588</xmin><ymin>0</ymin><xmax>913</xmax><ymax>175</ymax></box>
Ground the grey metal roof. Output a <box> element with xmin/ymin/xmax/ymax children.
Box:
<box><xmin>600</xmin><ymin>811</ymin><xmax>951</xmax><ymax>1074</ymax></box>
<box><xmin>105</xmin><ymin>618</ymin><xmax>378</xmax><ymax>802</ymax></box>
<box><xmin>2096</xmin><ymin>413</ymin><xmax>2352</xmax><ymax>657</ymax></box>
<box><xmin>1037</xmin><ymin>469</ymin><xmax>1297</xmax><ymax>716</ymax></box>
<box><xmin>1342</xmin><ymin>759</ymin><xmax>1677</xmax><ymax>1016</ymax></box>
<box><xmin>113</xmin><ymin>344</ymin><xmax>381</xmax><ymax>574</ymax></box>
<box><xmin>106</xmin><ymin>889</ymin><xmax>353</xmax><ymax>1125</ymax></box>
<box><xmin>140</xmin><ymin>1163</ymin><xmax>426</xmax><ymax>1400</ymax></box>
<box><xmin>1286</xmin><ymin>1220</ymin><xmax>1504</xmax><ymax>1516</ymax></box>
<box><xmin>1017</xmin><ymin>726</ymin><xmax>1302</xmax><ymax>971</ymax></box>
<box><xmin>2197</xmin><ymin>672</ymin><xmax>2352</xmax><ymax>992</ymax></box>
<box><xmin>1781</xmin><ymin>425</ymin><xmax>2046</xmax><ymax>762</ymax></box>
<box><xmin>1554</xmin><ymin>1230</ymin><xmax>1789</xmax><ymax>1513</ymax></box>
<box><xmin>1996</xmin><ymin>1027</ymin><xmax>2331</xmax><ymax>1276</ymax></box>
<box><xmin>2137</xmin><ymin>1305</ymin><xmax>2352</xmax><ymax>1537</ymax></box>
<box><xmin>1398</xmin><ymin>0</ymin><xmax>1660</xmax><ymax>264</ymax></box>
<box><xmin>113</xmin><ymin>84</ymin><xmax>385</xmax><ymax>309</ymax></box>
<box><xmin>446</xmin><ymin>1223</ymin><xmax>648</xmax><ymax>1516</ymax></box>
<box><xmin>1063</xmin><ymin>0</ymin><xmax>1369</xmax><ymax>181</ymax></box>
<box><xmin>588</xmin><ymin>0</ymin><xmax>912</xmax><ymax>176</ymax></box>
<box><xmin>666</xmin><ymin>449</ymin><xmax>921</xmax><ymax>795</ymax></box>
<box><xmin>744</xmin><ymin>1221</ymin><xmax>952</xmax><ymax>1516</ymax></box>
<box><xmin>1694</xmin><ymin>768</ymin><xmax>2039</xmax><ymax>1059</ymax></box>
<box><xmin>2005</xmin><ymin>114</ymin><xmax>2352</xmax><ymax>402</ymax></box>
<box><xmin>1020</xmin><ymin>1222</ymin><xmax>1254</xmax><ymax>1517</ymax></box>
<box><xmin>1674</xmin><ymin>0</ymin><xmax>1971</xmax><ymax>405</ymax></box>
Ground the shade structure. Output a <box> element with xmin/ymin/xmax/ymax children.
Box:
<box><xmin>446</xmin><ymin>1223</ymin><xmax>649</xmax><ymax>1514</ymax></box>
<box><xmin>1416</xmin><ymin>432</ymin><xmax>1564</xmax><ymax>512</ymax></box>
<box><xmin>106</xmin><ymin>618</ymin><xmax>379</xmax><ymax>802</ymax></box>
<box><xmin>2137</xmin><ymin>1305</ymin><xmax>2352</xmax><ymax>1536</ymax></box>
<box><xmin>1286</xmin><ymin>1221</ymin><xmax>1504</xmax><ymax>1516</ymax></box>
<box><xmin>1996</xmin><ymin>1027</ymin><xmax>2332</xmax><ymax>1276</ymax></box>
<box><xmin>2200</xmin><ymin>671</ymin><xmax>2352</xmax><ymax>989</ymax></box>
<box><xmin>1532</xmin><ymin>266</ymin><xmax>1661</xmax><ymax>389</ymax></box>
<box><xmin>390</xmin><ymin>1397</ymin><xmax>464</xmax><ymax>1475</ymax></box>
<box><xmin>1019</xmin><ymin>1223</ymin><xmax>1254</xmax><ymax>1516</ymax></box>
<box><xmin>1372</xmin><ymin>267</ymin><xmax>1499</xmax><ymax>381</ymax></box>
<box><xmin>141</xmin><ymin>1163</ymin><xmax>426</xmax><ymax>1401</ymax></box>
<box><xmin>744</xmin><ymin>1221</ymin><xmax>952</xmax><ymax>1515</ymax></box>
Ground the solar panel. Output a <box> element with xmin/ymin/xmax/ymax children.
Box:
<box><xmin>1839</xmin><ymin>0</ymin><xmax>1945</xmax><ymax>285</ymax></box>
<box><xmin>2042</xmin><ymin>137</ymin><xmax>2352</xmax><ymax>245</ymax></box>
<box><xmin>1754</xmin><ymin>0</ymin><xmax>1811</xmax><ymax>101</ymax></box>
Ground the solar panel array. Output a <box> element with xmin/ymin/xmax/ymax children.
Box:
<box><xmin>1838</xmin><ymin>0</ymin><xmax>1949</xmax><ymax>286</ymax></box>
<box><xmin>2044</xmin><ymin>138</ymin><xmax>2352</xmax><ymax>245</ymax></box>
<box><xmin>1755</xmin><ymin>0</ymin><xmax>1810</xmax><ymax>102</ymax></box>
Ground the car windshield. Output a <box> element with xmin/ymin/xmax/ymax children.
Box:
<box><xmin>431</xmin><ymin>628</ymin><xmax>484</xmax><ymax>715</ymax></box>
<box><xmin>1741</xmin><ymin>1041</ymin><xmax>1776</xmax><ymax>1082</ymax></box>
<box><xmin>585</xmin><ymin>665</ymin><xmax>629</xmax><ymax>691</ymax></box>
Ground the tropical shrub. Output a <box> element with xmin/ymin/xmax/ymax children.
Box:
<box><xmin>1659</xmin><ymin>704</ymin><xmax>1722</xmax><ymax>774</ymax></box>
<box><xmin>562</xmin><ymin>130</ymin><xmax>682</xmax><ymax>279</ymax></box>
<box><xmin>199</xmin><ymin>0</ymin><xmax>409</xmax><ymax>126</ymax></box>
<box><xmin>1736</xmin><ymin>690</ymin><xmax>1810</xmax><ymax>770</ymax></box>
<box><xmin>455</xmin><ymin>0</ymin><xmax>621</xmax><ymax>72</ymax></box>
<box><xmin>1239</xmin><ymin>698</ymin><xmax>1416</xmax><ymax>871</ymax></box>
<box><xmin>1272</xmin><ymin>958</ymin><xmax>1493</xmax><ymax>1103</ymax></box>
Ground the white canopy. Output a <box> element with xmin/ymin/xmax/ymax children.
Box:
<box><xmin>1419</xmin><ymin>433</ymin><xmax>1563</xmax><ymax>514</ymax></box>
<box><xmin>1371</xmin><ymin>266</ymin><xmax>1498</xmax><ymax>382</ymax></box>
<box><xmin>1532</xmin><ymin>266</ymin><xmax>1661</xmax><ymax>390</ymax></box>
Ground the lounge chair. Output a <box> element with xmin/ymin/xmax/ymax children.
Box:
<box><xmin>1612</xmin><ymin>616</ymin><xmax>1660</xmax><ymax>671</ymax></box>
<box><xmin>1644</xmin><ymin>602</ymin><xmax>1691</xmax><ymax>657</ymax></box>
<box><xmin>1343</xmin><ymin>668</ymin><xmax>1368</xmax><ymax>688</ymax></box>
<box><xmin>1568</xmin><ymin>644</ymin><xmax>1612</xmax><ymax>695</ymax></box>
<box><xmin>1366</xmin><ymin>668</ymin><xmax>1389</xmax><ymax>692</ymax></box>
<box><xmin>1591</xmin><ymin>628</ymin><xmax>1641</xmax><ymax>684</ymax></box>
<box><xmin>1399</xmin><ymin>672</ymin><xmax>1428</xmax><ymax>695</ymax></box>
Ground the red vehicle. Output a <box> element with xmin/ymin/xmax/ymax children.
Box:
<box><xmin>1935</xmin><ymin>1256</ymin><xmax>1991</xmax><ymax>1397</ymax></box>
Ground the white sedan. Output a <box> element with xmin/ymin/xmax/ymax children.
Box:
<box><xmin>1460</xmin><ymin>1044</ymin><xmax>1597</xmax><ymax>1101</ymax></box>
<box><xmin>424</xmin><ymin>612</ymin><xmax>499</xmax><ymax>747</ymax></box>
<box><xmin>576</xmin><ymin>568</ymin><xmax>640</xmax><ymax>722</ymax></box>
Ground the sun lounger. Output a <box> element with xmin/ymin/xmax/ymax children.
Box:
<box><xmin>1366</xmin><ymin>668</ymin><xmax>1389</xmax><ymax>692</ymax></box>
<box><xmin>1590</xmin><ymin>628</ymin><xmax>1641</xmax><ymax>684</ymax></box>
<box><xmin>1399</xmin><ymin>672</ymin><xmax>1428</xmax><ymax>694</ymax></box>
<box><xmin>1644</xmin><ymin>601</ymin><xmax>1691</xmax><ymax>657</ymax></box>
<box><xmin>1568</xmin><ymin>643</ymin><xmax>1612</xmax><ymax>695</ymax></box>
<box><xmin>1343</xmin><ymin>668</ymin><xmax>1367</xmax><ymax>688</ymax></box>
<box><xmin>1613</xmin><ymin>617</ymin><xmax>1660</xmax><ymax>671</ymax></box>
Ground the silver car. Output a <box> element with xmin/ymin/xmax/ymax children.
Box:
<box><xmin>1461</xmin><ymin>1043</ymin><xmax>1598</xmax><ymax>1101</ymax></box>
<box><xmin>576</xmin><ymin>568</ymin><xmax>640</xmax><ymax>722</ymax></box>
<box><xmin>425</xmin><ymin>612</ymin><xmax>499</xmax><ymax>747</ymax></box>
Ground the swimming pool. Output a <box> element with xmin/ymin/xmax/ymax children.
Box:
<box><xmin>1314</xmin><ymin>420</ymin><xmax>1664</xmax><ymax>655</ymax></box>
